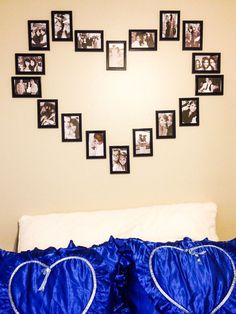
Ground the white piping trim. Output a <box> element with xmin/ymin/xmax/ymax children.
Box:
<box><xmin>149</xmin><ymin>244</ymin><xmax>236</xmax><ymax>314</ymax></box>
<box><xmin>8</xmin><ymin>256</ymin><xmax>97</xmax><ymax>314</ymax></box>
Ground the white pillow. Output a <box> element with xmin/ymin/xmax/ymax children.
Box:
<box><xmin>18</xmin><ymin>202</ymin><xmax>218</xmax><ymax>252</ymax></box>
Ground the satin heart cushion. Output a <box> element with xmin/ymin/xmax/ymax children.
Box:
<box><xmin>0</xmin><ymin>238</ymin><xmax>130</xmax><ymax>314</ymax></box>
<box><xmin>116</xmin><ymin>237</ymin><xmax>236</xmax><ymax>314</ymax></box>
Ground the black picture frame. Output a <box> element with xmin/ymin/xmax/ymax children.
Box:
<box><xmin>179</xmin><ymin>98</ymin><xmax>199</xmax><ymax>127</ymax></box>
<box><xmin>192</xmin><ymin>53</ymin><xmax>221</xmax><ymax>73</ymax></box>
<box><xmin>106</xmin><ymin>41</ymin><xmax>127</xmax><ymax>71</ymax></box>
<box><xmin>28</xmin><ymin>20</ymin><xmax>50</xmax><ymax>50</ymax></box>
<box><xmin>195</xmin><ymin>75</ymin><xmax>224</xmax><ymax>96</ymax></box>
<box><xmin>129</xmin><ymin>29</ymin><xmax>157</xmax><ymax>50</ymax></box>
<box><xmin>86</xmin><ymin>130</ymin><xmax>106</xmax><ymax>159</ymax></box>
<box><xmin>15</xmin><ymin>53</ymin><xmax>45</xmax><ymax>75</ymax></box>
<box><xmin>182</xmin><ymin>20</ymin><xmax>203</xmax><ymax>50</ymax></box>
<box><xmin>75</xmin><ymin>30</ymin><xmax>104</xmax><ymax>51</ymax></box>
<box><xmin>61</xmin><ymin>113</ymin><xmax>82</xmax><ymax>142</ymax></box>
<box><xmin>37</xmin><ymin>99</ymin><xmax>58</xmax><ymax>128</ymax></box>
<box><xmin>51</xmin><ymin>11</ymin><xmax>73</xmax><ymax>41</ymax></box>
<box><xmin>160</xmin><ymin>11</ymin><xmax>180</xmax><ymax>41</ymax></box>
<box><xmin>133</xmin><ymin>128</ymin><xmax>153</xmax><ymax>157</ymax></box>
<box><xmin>109</xmin><ymin>146</ymin><xmax>130</xmax><ymax>174</ymax></box>
<box><xmin>156</xmin><ymin>110</ymin><xmax>176</xmax><ymax>139</ymax></box>
<box><xmin>11</xmin><ymin>76</ymin><xmax>42</xmax><ymax>98</ymax></box>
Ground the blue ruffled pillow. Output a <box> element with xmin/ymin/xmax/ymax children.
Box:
<box><xmin>0</xmin><ymin>237</ymin><xmax>129</xmax><ymax>313</ymax></box>
<box><xmin>115</xmin><ymin>237</ymin><xmax>236</xmax><ymax>314</ymax></box>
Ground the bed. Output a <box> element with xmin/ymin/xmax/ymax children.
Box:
<box><xmin>0</xmin><ymin>202</ymin><xmax>236</xmax><ymax>313</ymax></box>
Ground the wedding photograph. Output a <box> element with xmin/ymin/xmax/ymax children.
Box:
<box><xmin>160</xmin><ymin>11</ymin><xmax>180</xmax><ymax>40</ymax></box>
<box><xmin>106</xmin><ymin>41</ymin><xmax>126</xmax><ymax>70</ymax></box>
<box><xmin>51</xmin><ymin>11</ymin><xmax>73</xmax><ymax>41</ymax></box>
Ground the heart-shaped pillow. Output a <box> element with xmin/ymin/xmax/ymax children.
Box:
<box><xmin>120</xmin><ymin>237</ymin><xmax>236</xmax><ymax>314</ymax></box>
<box><xmin>149</xmin><ymin>244</ymin><xmax>236</xmax><ymax>313</ymax></box>
<box><xmin>0</xmin><ymin>238</ymin><xmax>129</xmax><ymax>314</ymax></box>
<box><xmin>9</xmin><ymin>256</ymin><xmax>96</xmax><ymax>314</ymax></box>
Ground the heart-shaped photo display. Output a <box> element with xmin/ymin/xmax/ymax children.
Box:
<box><xmin>149</xmin><ymin>244</ymin><xmax>236</xmax><ymax>313</ymax></box>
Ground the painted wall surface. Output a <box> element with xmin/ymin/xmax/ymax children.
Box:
<box><xmin>0</xmin><ymin>0</ymin><xmax>235</xmax><ymax>251</ymax></box>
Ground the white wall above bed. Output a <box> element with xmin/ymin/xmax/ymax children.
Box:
<box><xmin>0</xmin><ymin>0</ymin><xmax>235</xmax><ymax>250</ymax></box>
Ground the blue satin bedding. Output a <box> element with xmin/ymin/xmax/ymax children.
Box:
<box><xmin>0</xmin><ymin>237</ymin><xmax>236</xmax><ymax>313</ymax></box>
<box><xmin>115</xmin><ymin>237</ymin><xmax>236</xmax><ymax>313</ymax></box>
<box><xmin>0</xmin><ymin>239</ymin><xmax>129</xmax><ymax>314</ymax></box>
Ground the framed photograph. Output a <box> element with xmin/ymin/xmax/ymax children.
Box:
<box><xmin>11</xmin><ymin>77</ymin><xmax>41</xmax><ymax>98</ymax></box>
<box><xmin>156</xmin><ymin>110</ymin><xmax>176</xmax><ymax>139</ymax></box>
<box><xmin>37</xmin><ymin>99</ymin><xmax>58</xmax><ymax>128</ymax></box>
<box><xmin>179</xmin><ymin>98</ymin><xmax>199</xmax><ymax>126</ymax></box>
<box><xmin>86</xmin><ymin>130</ymin><xmax>106</xmax><ymax>159</ymax></box>
<box><xmin>28</xmin><ymin>20</ymin><xmax>50</xmax><ymax>50</ymax></box>
<box><xmin>129</xmin><ymin>30</ymin><xmax>157</xmax><ymax>50</ymax></box>
<box><xmin>133</xmin><ymin>128</ymin><xmax>153</xmax><ymax>157</ymax></box>
<box><xmin>195</xmin><ymin>75</ymin><xmax>224</xmax><ymax>96</ymax></box>
<box><xmin>106</xmin><ymin>41</ymin><xmax>126</xmax><ymax>70</ymax></box>
<box><xmin>75</xmin><ymin>30</ymin><xmax>104</xmax><ymax>51</ymax></box>
<box><xmin>51</xmin><ymin>11</ymin><xmax>73</xmax><ymax>41</ymax></box>
<box><xmin>192</xmin><ymin>53</ymin><xmax>221</xmax><ymax>73</ymax></box>
<box><xmin>61</xmin><ymin>113</ymin><xmax>82</xmax><ymax>142</ymax></box>
<box><xmin>182</xmin><ymin>21</ymin><xmax>203</xmax><ymax>50</ymax></box>
<box><xmin>160</xmin><ymin>11</ymin><xmax>180</xmax><ymax>41</ymax></box>
<box><xmin>109</xmin><ymin>146</ymin><xmax>130</xmax><ymax>174</ymax></box>
<box><xmin>15</xmin><ymin>53</ymin><xmax>45</xmax><ymax>75</ymax></box>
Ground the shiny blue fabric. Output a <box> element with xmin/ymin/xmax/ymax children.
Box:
<box><xmin>1</xmin><ymin>237</ymin><xmax>236</xmax><ymax>313</ymax></box>
<box><xmin>115</xmin><ymin>237</ymin><xmax>236</xmax><ymax>314</ymax></box>
<box><xmin>0</xmin><ymin>238</ymin><xmax>129</xmax><ymax>314</ymax></box>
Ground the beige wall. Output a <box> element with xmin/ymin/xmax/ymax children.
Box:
<box><xmin>0</xmin><ymin>0</ymin><xmax>235</xmax><ymax>251</ymax></box>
